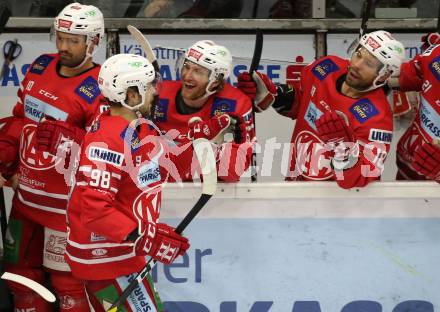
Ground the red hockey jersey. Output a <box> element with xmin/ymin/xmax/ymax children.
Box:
<box><xmin>11</xmin><ymin>53</ymin><xmax>105</xmax><ymax>231</ymax></box>
<box><xmin>153</xmin><ymin>81</ymin><xmax>255</xmax><ymax>182</ymax></box>
<box><xmin>397</xmin><ymin>44</ymin><xmax>440</xmax><ymax>180</ymax></box>
<box><xmin>285</xmin><ymin>55</ymin><xmax>393</xmax><ymax>188</ymax></box>
<box><xmin>65</xmin><ymin>112</ymin><xmax>192</xmax><ymax>280</ymax></box>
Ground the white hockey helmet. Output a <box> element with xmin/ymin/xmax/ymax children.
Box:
<box><xmin>358</xmin><ymin>30</ymin><xmax>405</xmax><ymax>86</ymax></box>
<box><xmin>98</xmin><ymin>54</ymin><xmax>158</xmax><ymax>111</ymax></box>
<box><xmin>183</xmin><ymin>40</ymin><xmax>233</xmax><ymax>97</ymax></box>
<box><xmin>54</xmin><ymin>2</ymin><xmax>104</xmax><ymax>57</ymax></box>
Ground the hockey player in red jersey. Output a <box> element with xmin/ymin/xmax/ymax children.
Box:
<box><xmin>394</xmin><ymin>33</ymin><xmax>440</xmax><ymax>182</ymax></box>
<box><xmin>65</xmin><ymin>53</ymin><xmax>231</xmax><ymax>312</ymax></box>
<box><xmin>0</xmin><ymin>3</ymin><xmax>105</xmax><ymax>311</ymax></box>
<box><xmin>237</xmin><ymin>30</ymin><xmax>405</xmax><ymax>189</ymax></box>
<box><xmin>153</xmin><ymin>40</ymin><xmax>255</xmax><ymax>182</ymax></box>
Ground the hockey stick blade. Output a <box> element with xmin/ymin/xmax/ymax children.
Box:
<box><xmin>127</xmin><ymin>25</ymin><xmax>160</xmax><ymax>72</ymax></box>
<box><xmin>107</xmin><ymin>138</ymin><xmax>217</xmax><ymax>312</ymax></box>
<box><xmin>1</xmin><ymin>272</ymin><xmax>56</xmax><ymax>302</ymax></box>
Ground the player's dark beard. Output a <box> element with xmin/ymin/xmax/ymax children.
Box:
<box><xmin>345</xmin><ymin>67</ymin><xmax>372</xmax><ymax>91</ymax></box>
<box><xmin>59</xmin><ymin>52</ymin><xmax>87</xmax><ymax>68</ymax></box>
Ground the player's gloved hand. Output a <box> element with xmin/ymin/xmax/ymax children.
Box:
<box><xmin>411</xmin><ymin>142</ymin><xmax>440</xmax><ymax>181</ymax></box>
<box><xmin>134</xmin><ymin>223</ymin><xmax>190</xmax><ymax>265</ymax></box>
<box><xmin>36</xmin><ymin>120</ymin><xmax>86</xmax><ymax>155</ymax></box>
<box><xmin>315</xmin><ymin>111</ymin><xmax>359</xmax><ymax>171</ymax></box>
<box><xmin>0</xmin><ymin>134</ymin><xmax>19</xmax><ymax>176</ymax></box>
<box><xmin>315</xmin><ymin>111</ymin><xmax>355</xmax><ymax>144</ymax></box>
<box><xmin>421</xmin><ymin>32</ymin><xmax>440</xmax><ymax>52</ymax></box>
<box><xmin>187</xmin><ymin>114</ymin><xmax>233</xmax><ymax>144</ymax></box>
<box><xmin>237</xmin><ymin>71</ymin><xmax>277</xmax><ymax>112</ymax></box>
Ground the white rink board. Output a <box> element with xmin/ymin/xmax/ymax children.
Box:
<box><xmin>153</xmin><ymin>182</ymin><xmax>440</xmax><ymax>312</ymax></box>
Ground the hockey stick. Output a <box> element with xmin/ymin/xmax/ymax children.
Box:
<box><xmin>127</xmin><ymin>25</ymin><xmax>160</xmax><ymax>72</ymax></box>
<box><xmin>248</xmin><ymin>29</ymin><xmax>263</xmax><ymax>183</ymax></box>
<box><xmin>106</xmin><ymin>138</ymin><xmax>217</xmax><ymax>312</ymax></box>
<box><xmin>346</xmin><ymin>0</ymin><xmax>374</xmax><ymax>54</ymax></box>
<box><xmin>1</xmin><ymin>272</ymin><xmax>56</xmax><ymax>302</ymax></box>
<box><xmin>106</xmin><ymin>30</ymin><xmax>120</xmax><ymax>58</ymax></box>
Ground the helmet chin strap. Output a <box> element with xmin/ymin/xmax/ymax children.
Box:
<box><xmin>70</xmin><ymin>42</ymin><xmax>94</xmax><ymax>70</ymax></box>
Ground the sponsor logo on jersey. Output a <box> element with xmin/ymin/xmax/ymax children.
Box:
<box><xmin>211</xmin><ymin>97</ymin><xmax>237</xmax><ymax>117</ymax></box>
<box><xmin>88</xmin><ymin>146</ymin><xmax>124</xmax><ymax>166</ymax></box>
<box><xmin>30</xmin><ymin>54</ymin><xmax>54</xmax><ymax>75</ymax></box>
<box><xmin>137</xmin><ymin>162</ymin><xmax>161</xmax><ymax>187</ymax></box>
<box><xmin>349</xmin><ymin>98</ymin><xmax>379</xmax><ymax>123</ymax></box>
<box><xmin>24</xmin><ymin>95</ymin><xmax>68</xmax><ymax>122</ymax></box>
<box><xmin>188</xmin><ymin>48</ymin><xmax>203</xmax><ymax>61</ymax></box>
<box><xmin>120</xmin><ymin>126</ymin><xmax>141</xmax><ymax>152</ymax></box>
<box><xmin>429</xmin><ymin>55</ymin><xmax>440</xmax><ymax>81</ymax></box>
<box><xmin>420</xmin><ymin>96</ymin><xmax>440</xmax><ymax>140</ymax></box>
<box><xmin>90</xmin><ymin>232</ymin><xmax>107</xmax><ymax>242</ymax></box>
<box><xmin>91</xmin><ymin>248</ymin><xmax>108</xmax><ymax>257</ymax></box>
<box><xmin>304</xmin><ymin>101</ymin><xmax>323</xmax><ymax>130</ymax></box>
<box><xmin>366</xmin><ymin>36</ymin><xmax>381</xmax><ymax>51</ymax></box>
<box><xmin>311</xmin><ymin>58</ymin><xmax>339</xmax><ymax>81</ymax></box>
<box><xmin>154</xmin><ymin>99</ymin><xmax>169</xmax><ymax>122</ymax></box>
<box><xmin>75</xmin><ymin>76</ymin><xmax>100</xmax><ymax>104</ymax></box>
<box><xmin>39</xmin><ymin>89</ymin><xmax>58</xmax><ymax>101</ymax></box>
<box><xmin>368</xmin><ymin>128</ymin><xmax>393</xmax><ymax>144</ymax></box>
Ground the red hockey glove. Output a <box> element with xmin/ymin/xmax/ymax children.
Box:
<box><xmin>421</xmin><ymin>32</ymin><xmax>440</xmax><ymax>52</ymax></box>
<box><xmin>187</xmin><ymin>114</ymin><xmax>232</xmax><ymax>143</ymax></box>
<box><xmin>134</xmin><ymin>223</ymin><xmax>190</xmax><ymax>265</ymax></box>
<box><xmin>411</xmin><ymin>142</ymin><xmax>440</xmax><ymax>181</ymax></box>
<box><xmin>0</xmin><ymin>134</ymin><xmax>19</xmax><ymax>176</ymax></box>
<box><xmin>315</xmin><ymin>111</ymin><xmax>359</xmax><ymax>171</ymax></box>
<box><xmin>237</xmin><ymin>71</ymin><xmax>277</xmax><ymax>112</ymax></box>
<box><xmin>36</xmin><ymin>120</ymin><xmax>86</xmax><ymax>155</ymax></box>
<box><xmin>315</xmin><ymin>111</ymin><xmax>355</xmax><ymax>144</ymax></box>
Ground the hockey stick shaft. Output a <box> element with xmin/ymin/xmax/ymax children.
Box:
<box><xmin>249</xmin><ymin>30</ymin><xmax>263</xmax><ymax>183</ymax></box>
<box><xmin>346</xmin><ymin>0</ymin><xmax>374</xmax><ymax>54</ymax></box>
<box><xmin>107</xmin><ymin>139</ymin><xmax>217</xmax><ymax>312</ymax></box>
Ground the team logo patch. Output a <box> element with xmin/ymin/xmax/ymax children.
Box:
<box><xmin>429</xmin><ymin>55</ymin><xmax>440</xmax><ymax>81</ymax></box>
<box><xmin>420</xmin><ymin>96</ymin><xmax>440</xmax><ymax>140</ymax></box>
<box><xmin>311</xmin><ymin>58</ymin><xmax>339</xmax><ymax>81</ymax></box>
<box><xmin>211</xmin><ymin>97</ymin><xmax>237</xmax><ymax>117</ymax></box>
<box><xmin>75</xmin><ymin>76</ymin><xmax>100</xmax><ymax>104</ymax></box>
<box><xmin>368</xmin><ymin>128</ymin><xmax>393</xmax><ymax>144</ymax></box>
<box><xmin>137</xmin><ymin>162</ymin><xmax>161</xmax><ymax>187</ymax></box>
<box><xmin>154</xmin><ymin>99</ymin><xmax>169</xmax><ymax>122</ymax></box>
<box><xmin>120</xmin><ymin>126</ymin><xmax>141</xmax><ymax>152</ymax></box>
<box><xmin>88</xmin><ymin>146</ymin><xmax>124</xmax><ymax>166</ymax></box>
<box><xmin>30</xmin><ymin>55</ymin><xmax>54</xmax><ymax>75</ymax></box>
<box><xmin>349</xmin><ymin>98</ymin><xmax>379</xmax><ymax>123</ymax></box>
<box><xmin>304</xmin><ymin>101</ymin><xmax>324</xmax><ymax>130</ymax></box>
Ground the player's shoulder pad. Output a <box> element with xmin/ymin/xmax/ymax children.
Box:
<box><xmin>29</xmin><ymin>53</ymin><xmax>56</xmax><ymax>75</ymax></box>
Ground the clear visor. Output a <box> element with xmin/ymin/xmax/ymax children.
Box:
<box><xmin>175</xmin><ymin>55</ymin><xmax>211</xmax><ymax>80</ymax></box>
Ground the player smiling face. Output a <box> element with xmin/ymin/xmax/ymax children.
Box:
<box><xmin>180</xmin><ymin>60</ymin><xmax>212</xmax><ymax>102</ymax></box>
<box><xmin>346</xmin><ymin>47</ymin><xmax>384</xmax><ymax>91</ymax></box>
<box><xmin>56</xmin><ymin>31</ymin><xmax>88</xmax><ymax>68</ymax></box>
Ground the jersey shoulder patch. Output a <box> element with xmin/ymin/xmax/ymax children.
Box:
<box><xmin>429</xmin><ymin>55</ymin><xmax>440</xmax><ymax>81</ymax></box>
<box><xmin>120</xmin><ymin>125</ymin><xmax>141</xmax><ymax>153</ymax></box>
<box><xmin>311</xmin><ymin>58</ymin><xmax>340</xmax><ymax>81</ymax></box>
<box><xmin>75</xmin><ymin>76</ymin><xmax>101</xmax><ymax>104</ymax></box>
<box><xmin>349</xmin><ymin>98</ymin><xmax>379</xmax><ymax>124</ymax></box>
<box><xmin>29</xmin><ymin>55</ymin><xmax>55</xmax><ymax>75</ymax></box>
<box><xmin>211</xmin><ymin>97</ymin><xmax>237</xmax><ymax>117</ymax></box>
<box><xmin>153</xmin><ymin>99</ymin><xmax>169</xmax><ymax>122</ymax></box>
